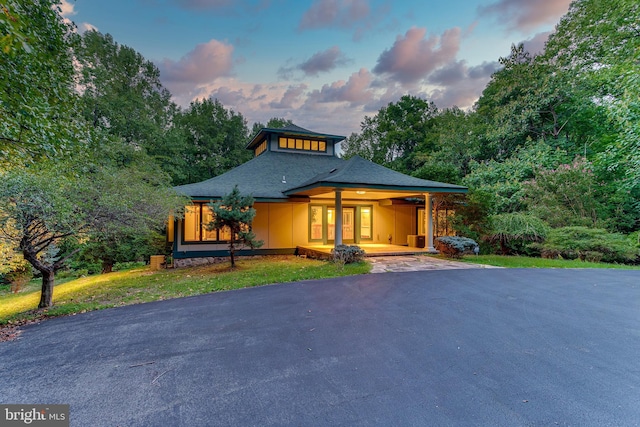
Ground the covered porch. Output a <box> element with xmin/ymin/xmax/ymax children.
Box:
<box><xmin>297</xmin><ymin>243</ymin><xmax>436</xmax><ymax>259</ymax></box>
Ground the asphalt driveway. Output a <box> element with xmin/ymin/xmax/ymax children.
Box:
<box><xmin>1</xmin><ymin>269</ymin><xmax>639</xmax><ymax>426</ymax></box>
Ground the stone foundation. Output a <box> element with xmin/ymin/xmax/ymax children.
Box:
<box><xmin>173</xmin><ymin>256</ymin><xmax>230</xmax><ymax>268</ymax></box>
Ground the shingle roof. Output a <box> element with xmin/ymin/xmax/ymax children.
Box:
<box><xmin>175</xmin><ymin>152</ymin><xmax>467</xmax><ymax>200</ymax></box>
<box><xmin>284</xmin><ymin>155</ymin><xmax>467</xmax><ymax>195</ymax></box>
<box><xmin>174</xmin><ymin>151</ymin><xmax>345</xmax><ymax>200</ymax></box>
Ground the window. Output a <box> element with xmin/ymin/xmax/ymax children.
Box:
<box><xmin>254</xmin><ymin>139</ymin><xmax>267</xmax><ymax>156</ymax></box>
<box><xmin>184</xmin><ymin>205</ymin><xmax>201</xmax><ymax>241</ymax></box>
<box><xmin>310</xmin><ymin>206</ymin><xmax>323</xmax><ymax>240</ymax></box>
<box><xmin>360</xmin><ymin>207</ymin><xmax>371</xmax><ymax>239</ymax></box>
<box><xmin>183</xmin><ymin>204</ymin><xmax>233</xmax><ymax>243</ymax></box>
<box><xmin>278</xmin><ymin>137</ymin><xmax>327</xmax><ymax>153</ymax></box>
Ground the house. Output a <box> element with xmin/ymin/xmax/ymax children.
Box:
<box><xmin>170</xmin><ymin>124</ymin><xmax>467</xmax><ymax>267</ymax></box>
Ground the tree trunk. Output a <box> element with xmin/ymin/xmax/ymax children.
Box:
<box><xmin>38</xmin><ymin>269</ymin><xmax>55</xmax><ymax>308</ymax></box>
<box><xmin>102</xmin><ymin>260</ymin><xmax>114</xmax><ymax>274</ymax></box>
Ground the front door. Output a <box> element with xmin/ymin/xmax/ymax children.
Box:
<box><xmin>327</xmin><ymin>207</ymin><xmax>355</xmax><ymax>243</ymax></box>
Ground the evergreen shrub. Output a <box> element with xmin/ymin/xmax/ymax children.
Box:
<box><xmin>435</xmin><ymin>236</ymin><xmax>478</xmax><ymax>258</ymax></box>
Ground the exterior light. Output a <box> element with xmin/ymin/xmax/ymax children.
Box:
<box><xmin>356</xmin><ymin>191</ymin><xmax>366</xmax><ymax>195</ymax></box>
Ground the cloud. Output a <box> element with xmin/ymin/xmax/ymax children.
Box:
<box><xmin>59</xmin><ymin>0</ymin><xmax>76</xmax><ymax>16</ymax></box>
<box><xmin>307</xmin><ymin>68</ymin><xmax>373</xmax><ymax>106</ymax></box>
<box><xmin>373</xmin><ymin>27</ymin><xmax>461</xmax><ymax>85</ymax></box>
<box><xmin>427</xmin><ymin>60</ymin><xmax>501</xmax><ymax>108</ymax></box>
<box><xmin>269</xmin><ymin>84</ymin><xmax>308</xmax><ymax>109</ymax></box>
<box><xmin>59</xmin><ymin>0</ymin><xmax>98</xmax><ymax>33</ymax></box>
<box><xmin>478</xmin><ymin>0</ymin><xmax>572</xmax><ymax>32</ymax></box>
<box><xmin>298</xmin><ymin>0</ymin><xmax>370</xmax><ymax>30</ymax></box>
<box><xmin>160</xmin><ymin>39</ymin><xmax>234</xmax><ymax>86</ymax></box>
<box><xmin>520</xmin><ymin>31</ymin><xmax>552</xmax><ymax>56</ymax></box>
<box><xmin>299</xmin><ymin>46</ymin><xmax>350</xmax><ymax>76</ymax></box>
<box><xmin>278</xmin><ymin>46</ymin><xmax>350</xmax><ymax>79</ymax></box>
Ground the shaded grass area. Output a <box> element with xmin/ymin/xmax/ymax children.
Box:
<box><xmin>461</xmin><ymin>254</ymin><xmax>640</xmax><ymax>269</ymax></box>
<box><xmin>0</xmin><ymin>256</ymin><xmax>370</xmax><ymax>326</ymax></box>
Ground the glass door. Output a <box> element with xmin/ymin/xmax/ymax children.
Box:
<box><xmin>327</xmin><ymin>207</ymin><xmax>355</xmax><ymax>243</ymax></box>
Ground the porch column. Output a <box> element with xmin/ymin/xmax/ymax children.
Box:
<box><xmin>335</xmin><ymin>190</ymin><xmax>343</xmax><ymax>247</ymax></box>
<box><xmin>424</xmin><ymin>193</ymin><xmax>435</xmax><ymax>251</ymax></box>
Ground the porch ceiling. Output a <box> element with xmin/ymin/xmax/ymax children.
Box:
<box><xmin>307</xmin><ymin>188</ymin><xmax>425</xmax><ymax>201</ymax></box>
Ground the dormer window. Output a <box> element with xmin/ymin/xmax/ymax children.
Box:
<box><xmin>254</xmin><ymin>139</ymin><xmax>268</xmax><ymax>156</ymax></box>
<box><xmin>278</xmin><ymin>137</ymin><xmax>327</xmax><ymax>153</ymax></box>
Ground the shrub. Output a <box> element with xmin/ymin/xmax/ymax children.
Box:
<box><xmin>486</xmin><ymin>213</ymin><xmax>549</xmax><ymax>255</ymax></box>
<box><xmin>435</xmin><ymin>236</ymin><xmax>478</xmax><ymax>258</ymax></box>
<box><xmin>332</xmin><ymin>244</ymin><xmax>365</xmax><ymax>265</ymax></box>
<box><xmin>534</xmin><ymin>226</ymin><xmax>637</xmax><ymax>264</ymax></box>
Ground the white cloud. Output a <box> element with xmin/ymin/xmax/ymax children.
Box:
<box><xmin>159</xmin><ymin>39</ymin><xmax>235</xmax><ymax>98</ymax></box>
<box><xmin>373</xmin><ymin>27</ymin><xmax>461</xmax><ymax>85</ymax></box>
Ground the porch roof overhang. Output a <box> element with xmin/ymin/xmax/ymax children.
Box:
<box><xmin>283</xmin><ymin>182</ymin><xmax>467</xmax><ymax>199</ymax></box>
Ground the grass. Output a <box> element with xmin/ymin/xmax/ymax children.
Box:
<box><xmin>0</xmin><ymin>256</ymin><xmax>370</xmax><ymax>326</ymax></box>
<box><xmin>460</xmin><ymin>254</ymin><xmax>640</xmax><ymax>269</ymax></box>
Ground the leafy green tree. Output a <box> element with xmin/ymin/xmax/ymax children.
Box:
<box><xmin>411</xmin><ymin>108</ymin><xmax>485</xmax><ymax>183</ymax></box>
<box><xmin>463</xmin><ymin>141</ymin><xmax>569</xmax><ymax>214</ymax></box>
<box><xmin>206</xmin><ymin>186</ymin><xmax>263</xmax><ymax>268</ymax></box>
<box><xmin>0</xmin><ymin>154</ymin><xmax>187</xmax><ymax>308</ymax></box>
<box><xmin>0</xmin><ymin>165</ymin><xmax>87</xmax><ymax>307</ymax></box>
<box><xmin>342</xmin><ymin>95</ymin><xmax>437</xmax><ymax>172</ymax></box>
<box><xmin>0</xmin><ymin>0</ymin><xmax>81</xmax><ymax>164</ymax></box>
<box><xmin>523</xmin><ymin>157</ymin><xmax>608</xmax><ymax>228</ymax></box>
<box><xmin>176</xmin><ymin>98</ymin><xmax>251</xmax><ymax>184</ymax></box>
<box><xmin>74</xmin><ymin>30</ymin><xmax>186</xmax><ymax>182</ymax></box>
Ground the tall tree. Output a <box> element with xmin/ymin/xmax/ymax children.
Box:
<box><xmin>0</xmin><ymin>0</ymin><xmax>80</xmax><ymax>164</ymax></box>
<box><xmin>74</xmin><ymin>30</ymin><xmax>184</xmax><ymax>181</ymax></box>
<box><xmin>341</xmin><ymin>95</ymin><xmax>437</xmax><ymax>172</ymax></box>
<box><xmin>176</xmin><ymin>98</ymin><xmax>251</xmax><ymax>184</ymax></box>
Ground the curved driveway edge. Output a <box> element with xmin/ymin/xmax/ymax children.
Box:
<box><xmin>1</xmin><ymin>269</ymin><xmax>639</xmax><ymax>426</ymax></box>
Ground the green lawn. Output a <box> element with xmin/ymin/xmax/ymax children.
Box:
<box><xmin>0</xmin><ymin>256</ymin><xmax>370</xmax><ymax>325</ymax></box>
<box><xmin>461</xmin><ymin>254</ymin><xmax>640</xmax><ymax>269</ymax></box>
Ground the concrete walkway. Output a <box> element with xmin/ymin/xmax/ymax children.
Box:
<box><xmin>368</xmin><ymin>255</ymin><xmax>501</xmax><ymax>273</ymax></box>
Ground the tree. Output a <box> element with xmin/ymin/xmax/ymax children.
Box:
<box><xmin>0</xmin><ymin>154</ymin><xmax>187</xmax><ymax>308</ymax></box>
<box><xmin>73</xmin><ymin>30</ymin><xmax>190</xmax><ymax>183</ymax></box>
<box><xmin>176</xmin><ymin>98</ymin><xmax>251</xmax><ymax>184</ymax></box>
<box><xmin>341</xmin><ymin>95</ymin><xmax>438</xmax><ymax>172</ymax></box>
<box><xmin>463</xmin><ymin>141</ymin><xmax>570</xmax><ymax>215</ymax></box>
<box><xmin>206</xmin><ymin>186</ymin><xmax>263</xmax><ymax>268</ymax></box>
<box><xmin>523</xmin><ymin>157</ymin><xmax>608</xmax><ymax>228</ymax></box>
<box><xmin>0</xmin><ymin>0</ymin><xmax>81</xmax><ymax>164</ymax></box>
<box><xmin>0</xmin><ymin>165</ymin><xmax>87</xmax><ymax>307</ymax></box>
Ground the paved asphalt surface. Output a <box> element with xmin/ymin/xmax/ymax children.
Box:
<box><xmin>1</xmin><ymin>269</ymin><xmax>639</xmax><ymax>426</ymax></box>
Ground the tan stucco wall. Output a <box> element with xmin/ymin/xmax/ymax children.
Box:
<box><xmin>373</xmin><ymin>204</ymin><xmax>416</xmax><ymax>245</ymax></box>
<box><xmin>175</xmin><ymin>200</ymin><xmax>420</xmax><ymax>253</ymax></box>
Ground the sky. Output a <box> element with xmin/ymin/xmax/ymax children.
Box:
<box><xmin>61</xmin><ymin>0</ymin><xmax>572</xmax><ymax>137</ymax></box>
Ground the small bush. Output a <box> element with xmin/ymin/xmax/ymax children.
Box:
<box><xmin>332</xmin><ymin>244</ymin><xmax>365</xmax><ymax>265</ymax></box>
<box><xmin>435</xmin><ymin>236</ymin><xmax>479</xmax><ymax>258</ymax></box>
<box><xmin>534</xmin><ymin>226</ymin><xmax>637</xmax><ymax>264</ymax></box>
<box><xmin>486</xmin><ymin>213</ymin><xmax>549</xmax><ymax>255</ymax></box>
